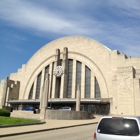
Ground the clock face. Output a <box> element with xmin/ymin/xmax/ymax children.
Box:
<box><xmin>53</xmin><ymin>66</ymin><xmax>63</xmax><ymax>77</ymax></box>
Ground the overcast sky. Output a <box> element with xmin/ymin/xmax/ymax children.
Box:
<box><xmin>0</xmin><ymin>0</ymin><xmax>140</xmax><ymax>81</ymax></box>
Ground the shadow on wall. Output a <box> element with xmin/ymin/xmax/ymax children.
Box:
<box><xmin>45</xmin><ymin>110</ymin><xmax>94</xmax><ymax>120</ymax></box>
<box><xmin>2</xmin><ymin>106</ymin><xmax>13</xmax><ymax>112</ymax></box>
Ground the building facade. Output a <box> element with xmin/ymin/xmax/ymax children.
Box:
<box><xmin>0</xmin><ymin>36</ymin><xmax>140</xmax><ymax>115</ymax></box>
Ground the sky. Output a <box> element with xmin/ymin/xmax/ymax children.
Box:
<box><xmin>0</xmin><ymin>0</ymin><xmax>140</xmax><ymax>81</ymax></box>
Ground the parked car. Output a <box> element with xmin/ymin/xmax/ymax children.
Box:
<box><xmin>23</xmin><ymin>107</ymin><xmax>34</xmax><ymax>111</ymax></box>
<box><xmin>59</xmin><ymin>106</ymin><xmax>72</xmax><ymax>111</ymax></box>
<box><xmin>94</xmin><ymin>115</ymin><xmax>140</xmax><ymax>140</ymax></box>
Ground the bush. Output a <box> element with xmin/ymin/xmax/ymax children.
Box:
<box><xmin>0</xmin><ymin>109</ymin><xmax>10</xmax><ymax>117</ymax></box>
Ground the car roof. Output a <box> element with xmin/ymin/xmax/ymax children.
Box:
<box><xmin>100</xmin><ymin>115</ymin><xmax>140</xmax><ymax>119</ymax></box>
<box><xmin>61</xmin><ymin>107</ymin><xmax>71</xmax><ymax>108</ymax></box>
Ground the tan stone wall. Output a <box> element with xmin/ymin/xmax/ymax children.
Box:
<box><xmin>0</xmin><ymin>79</ymin><xmax>6</xmax><ymax>108</ymax></box>
<box><xmin>1</xmin><ymin>35</ymin><xmax>139</xmax><ymax>115</ymax></box>
<box><xmin>8</xmin><ymin>80</ymin><xmax>20</xmax><ymax>100</ymax></box>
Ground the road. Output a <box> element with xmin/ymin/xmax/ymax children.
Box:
<box><xmin>1</xmin><ymin>124</ymin><xmax>97</xmax><ymax>140</ymax></box>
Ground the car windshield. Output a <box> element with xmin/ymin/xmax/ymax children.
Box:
<box><xmin>97</xmin><ymin>118</ymin><xmax>139</xmax><ymax>136</ymax></box>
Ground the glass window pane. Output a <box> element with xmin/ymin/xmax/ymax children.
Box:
<box><xmin>35</xmin><ymin>72</ymin><xmax>42</xmax><ymax>99</ymax></box>
<box><xmin>95</xmin><ymin>77</ymin><xmax>101</xmax><ymax>98</ymax></box>
<box><xmin>85</xmin><ymin>66</ymin><xmax>91</xmax><ymax>98</ymax></box>
<box><xmin>75</xmin><ymin>61</ymin><xmax>82</xmax><ymax>96</ymax></box>
<box><xmin>67</xmin><ymin>59</ymin><xmax>73</xmax><ymax>98</ymax></box>
<box><xmin>28</xmin><ymin>84</ymin><xmax>34</xmax><ymax>99</ymax></box>
<box><xmin>44</xmin><ymin>65</ymin><xmax>49</xmax><ymax>79</ymax></box>
<box><xmin>98</xmin><ymin>118</ymin><xmax>139</xmax><ymax>136</ymax></box>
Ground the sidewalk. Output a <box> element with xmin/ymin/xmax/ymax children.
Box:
<box><xmin>0</xmin><ymin>115</ymin><xmax>102</xmax><ymax>138</ymax></box>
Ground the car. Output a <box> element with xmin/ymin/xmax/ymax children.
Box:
<box><xmin>59</xmin><ymin>106</ymin><xmax>72</xmax><ymax>111</ymax></box>
<box><xmin>23</xmin><ymin>107</ymin><xmax>34</xmax><ymax>111</ymax></box>
<box><xmin>94</xmin><ymin>115</ymin><xmax>140</xmax><ymax>140</ymax></box>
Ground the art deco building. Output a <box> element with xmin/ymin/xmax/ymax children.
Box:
<box><xmin>0</xmin><ymin>36</ymin><xmax>140</xmax><ymax>115</ymax></box>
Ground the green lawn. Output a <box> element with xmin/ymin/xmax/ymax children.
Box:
<box><xmin>0</xmin><ymin>116</ymin><xmax>39</xmax><ymax>125</ymax></box>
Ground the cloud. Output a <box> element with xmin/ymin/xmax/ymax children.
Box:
<box><xmin>109</xmin><ymin>0</ymin><xmax>140</xmax><ymax>17</ymax></box>
<box><xmin>0</xmin><ymin>0</ymin><xmax>80</xmax><ymax>33</ymax></box>
<box><xmin>0</xmin><ymin>0</ymin><xmax>140</xmax><ymax>57</ymax></box>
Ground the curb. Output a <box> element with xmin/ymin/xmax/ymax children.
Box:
<box><xmin>0</xmin><ymin>122</ymin><xmax>98</xmax><ymax>138</ymax></box>
<box><xmin>0</xmin><ymin>120</ymin><xmax>46</xmax><ymax>128</ymax></box>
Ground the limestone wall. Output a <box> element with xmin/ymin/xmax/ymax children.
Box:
<box><xmin>2</xmin><ymin>35</ymin><xmax>140</xmax><ymax>115</ymax></box>
<box><xmin>45</xmin><ymin>110</ymin><xmax>94</xmax><ymax>120</ymax></box>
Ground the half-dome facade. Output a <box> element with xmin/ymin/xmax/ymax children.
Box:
<box><xmin>1</xmin><ymin>36</ymin><xmax>140</xmax><ymax>115</ymax></box>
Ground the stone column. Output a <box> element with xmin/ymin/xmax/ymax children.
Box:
<box><xmin>48</xmin><ymin>63</ymin><xmax>53</xmax><ymax>98</ymax></box>
<box><xmin>52</xmin><ymin>49</ymin><xmax>60</xmax><ymax>98</ymax></box>
<box><xmin>0</xmin><ymin>80</ymin><xmax>5</xmax><ymax>108</ymax></box>
<box><xmin>40</xmin><ymin>68</ymin><xmax>45</xmax><ymax>99</ymax></box>
<box><xmin>60</xmin><ymin>47</ymin><xmax>68</xmax><ymax>98</ymax></box>
<box><xmin>32</xmin><ymin>78</ymin><xmax>37</xmax><ymax>99</ymax></box>
<box><xmin>81</xmin><ymin>64</ymin><xmax>85</xmax><ymax>98</ymax></box>
<box><xmin>72</xmin><ymin>60</ymin><xmax>76</xmax><ymax>98</ymax></box>
<box><xmin>39</xmin><ymin>86</ymin><xmax>44</xmax><ymax>110</ymax></box>
<box><xmin>40</xmin><ymin>74</ymin><xmax>50</xmax><ymax>120</ymax></box>
<box><xmin>5</xmin><ymin>87</ymin><xmax>10</xmax><ymax>106</ymax></box>
<box><xmin>3</xmin><ymin>77</ymin><xmax>8</xmax><ymax>107</ymax></box>
<box><xmin>76</xmin><ymin>85</ymin><xmax>81</xmax><ymax>111</ymax></box>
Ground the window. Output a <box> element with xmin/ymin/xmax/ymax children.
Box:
<box><xmin>44</xmin><ymin>65</ymin><xmax>49</xmax><ymax>79</ymax></box>
<box><xmin>35</xmin><ymin>72</ymin><xmax>42</xmax><ymax>99</ymax></box>
<box><xmin>85</xmin><ymin>66</ymin><xmax>91</xmax><ymax>98</ymax></box>
<box><xmin>98</xmin><ymin>118</ymin><xmax>139</xmax><ymax>136</ymax></box>
<box><xmin>67</xmin><ymin>59</ymin><xmax>73</xmax><ymax>98</ymax></box>
<box><xmin>95</xmin><ymin>77</ymin><xmax>101</xmax><ymax>98</ymax></box>
<box><xmin>75</xmin><ymin>61</ymin><xmax>81</xmax><ymax>97</ymax></box>
<box><xmin>28</xmin><ymin>84</ymin><xmax>34</xmax><ymax>99</ymax></box>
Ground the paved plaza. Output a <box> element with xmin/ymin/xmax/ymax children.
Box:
<box><xmin>0</xmin><ymin>115</ymin><xmax>102</xmax><ymax>137</ymax></box>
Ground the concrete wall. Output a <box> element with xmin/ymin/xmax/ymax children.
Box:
<box><xmin>45</xmin><ymin>110</ymin><xmax>94</xmax><ymax>120</ymax></box>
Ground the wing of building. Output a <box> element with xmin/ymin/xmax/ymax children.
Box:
<box><xmin>0</xmin><ymin>36</ymin><xmax>140</xmax><ymax>115</ymax></box>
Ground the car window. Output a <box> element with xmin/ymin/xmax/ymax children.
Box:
<box><xmin>97</xmin><ymin>118</ymin><xmax>139</xmax><ymax>136</ymax></box>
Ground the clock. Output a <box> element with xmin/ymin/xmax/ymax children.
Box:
<box><xmin>53</xmin><ymin>66</ymin><xmax>63</xmax><ymax>77</ymax></box>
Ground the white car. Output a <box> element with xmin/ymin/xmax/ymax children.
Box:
<box><xmin>94</xmin><ymin>115</ymin><xmax>140</xmax><ymax>140</ymax></box>
<box><xmin>59</xmin><ymin>107</ymin><xmax>72</xmax><ymax>111</ymax></box>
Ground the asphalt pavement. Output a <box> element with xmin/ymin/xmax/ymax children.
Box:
<box><xmin>0</xmin><ymin>115</ymin><xmax>102</xmax><ymax>138</ymax></box>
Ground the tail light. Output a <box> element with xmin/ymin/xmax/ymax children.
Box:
<box><xmin>93</xmin><ymin>132</ymin><xmax>96</xmax><ymax>140</ymax></box>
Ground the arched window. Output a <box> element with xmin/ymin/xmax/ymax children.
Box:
<box><xmin>35</xmin><ymin>72</ymin><xmax>42</xmax><ymax>99</ymax></box>
<box><xmin>67</xmin><ymin>59</ymin><xmax>73</xmax><ymax>98</ymax></box>
<box><xmin>28</xmin><ymin>84</ymin><xmax>34</xmax><ymax>99</ymax></box>
<box><xmin>85</xmin><ymin>66</ymin><xmax>91</xmax><ymax>98</ymax></box>
<box><xmin>75</xmin><ymin>61</ymin><xmax>81</xmax><ymax>97</ymax></box>
<box><xmin>95</xmin><ymin>77</ymin><xmax>101</xmax><ymax>98</ymax></box>
<box><xmin>44</xmin><ymin>65</ymin><xmax>49</xmax><ymax>79</ymax></box>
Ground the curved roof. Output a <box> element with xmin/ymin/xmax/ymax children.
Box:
<box><xmin>27</xmin><ymin>36</ymin><xmax>111</xmax><ymax>64</ymax></box>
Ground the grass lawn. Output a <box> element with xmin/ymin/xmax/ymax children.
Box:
<box><xmin>0</xmin><ymin>116</ymin><xmax>40</xmax><ymax>125</ymax></box>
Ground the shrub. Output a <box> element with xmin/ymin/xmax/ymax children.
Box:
<box><xmin>0</xmin><ymin>109</ymin><xmax>10</xmax><ymax>117</ymax></box>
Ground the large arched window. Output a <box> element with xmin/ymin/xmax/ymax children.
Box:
<box><xmin>35</xmin><ymin>72</ymin><xmax>42</xmax><ymax>99</ymax></box>
<box><xmin>67</xmin><ymin>59</ymin><xmax>73</xmax><ymax>98</ymax></box>
<box><xmin>28</xmin><ymin>60</ymin><xmax>101</xmax><ymax>100</ymax></box>
<box><xmin>85</xmin><ymin>66</ymin><xmax>91</xmax><ymax>98</ymax></box>
<box><xmin>28</xmin><ymin>84</ymin><xmax>34</xmax><ymax>99</ymax></box>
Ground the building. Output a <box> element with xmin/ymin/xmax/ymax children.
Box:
<box><xmin>0</xmin><ymin>36</ymin><xmax>140</xmax><ymax>115</ymax></box>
